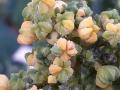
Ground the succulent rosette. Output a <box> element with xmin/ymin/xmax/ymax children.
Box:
<box><xmin>99</xmin><ymin>9</ymin><xmax>120</xmax><ymax>47</ymax></box>
<box><xmin>17</xmin><ymin>21</ymin><xmax>37</xmax><ymax>45</ymax></box>
<box><xmin>48</xmin><ymin>57</ymin><xmax>73</xmax><ymax>83</ymax></box>
<box><xmin>51</xmin><ymin>38</ymin><xmax>78</xmax><ymax>61</ymax></box>
<box><xmin>78</xmin><ymin>17</ymin><xmax>100</xmax><ymax>44</ymax></box>
<box><xmin>96</xmin><ymin>65</ymin><xmax>120</xmax><ymax>88</ymax></box>
<box><xmin>54</xmin><ymin>12</ymin><xmax>75</xmax><ymax>36</ymax></box>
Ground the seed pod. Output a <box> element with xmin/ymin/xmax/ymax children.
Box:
<box><xmin>0</xmin><ymin>75</ymin><xmax>9</xmax><ymax>90</ymax></box>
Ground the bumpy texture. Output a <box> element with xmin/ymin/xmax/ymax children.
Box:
<box><xmin>1</xmin><ymin>0</ymin><xmax>120</xmax><ymax>90</ymax></box>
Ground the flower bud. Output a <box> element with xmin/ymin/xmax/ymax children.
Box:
<box><xmin>79</xmin><ymin>17</ymin><xmax>94</xmax><ymax>28</ymax></box>
<box><xmin>76</xmin><ymin>8</ymin><xmax>86</xmax><ymax>17</ymax></box>
<box><xmin>49</xmin><ymin>65</ymin><xmax>62</xmax><ymax>75</ymax></box>
<box><xmin>67</xmin><ymin>41</ymin><xmax>78</xmax><ymax>56</ymax></box>
<box><xmin>20</xmin><ymin>21</ymin><xmax>33</xmax><ymax>34</ymax></box>
<box><xmin>56</xmin><ymin>38</ymin><xmax>67</xmax><ymax>50</ymax></box>
<box><xmin>42</xmin><ymin>0</ymin><xmax>55</xmax><ymax>8</ymax></box>
<box><xmin>78</xmin><ymin>28</ymin><xmax>93</xmax><ymax>40</ymax></box>
<box><xmin>54</xmin><ymin>1</ymin><xmax>67</xmax><ymax>13</ymax></box>
<box><xmin>17</xmin><ymin>34</ymin><xmax>36</xmax><ymax>45</ymax></box>
<box><xmin>0</xmin><ymin>75</ymin><xmax>9</xmax><ymax>90</ymax></box>
<box><xmin>26</xmin><ymin>53</ymin><xmax>36</xmax><ymax>66</ymax></box>
<box><xmin>62</xmin><ymin>20</ymin><xmax>74</xmax><ymax>32</ymax></box>
<box><xmin>106</xmin><ymin>23</ymin><xmax>117</xmax><ymax>32</ymax></box>
<box><xmin>48</xmin><ymin>75</ymin><xmax>57</xmax><ymax>84</ymax></box>
<box><xmin>85</xmin><ymin>32</ymin><xmax>98</xmax><ymax>44</ymax></box>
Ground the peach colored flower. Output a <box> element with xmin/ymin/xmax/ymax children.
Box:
<box><xmin>49</xmin><ymin>64</ymin><xmax>62</xmax><ymax>75</ymax></box>
<box><xmin>56</xmin><ymin>38</ymin><xmax>78</xmax><ymax>61</ymax></box>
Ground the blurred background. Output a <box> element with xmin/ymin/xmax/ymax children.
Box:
<box><xmin>0</xmin><ymin>0</ymin><xmax>119</xmax><ymax>76</ymax></box>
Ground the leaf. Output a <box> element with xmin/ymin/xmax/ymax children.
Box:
<box><xmin>51</xmin><ymin>45</ymin><xmax>63</xmax><ymax>56</ymax></box>
<box><xmin>57</xmin><ymin>67</ymin><xmax>73</xmax><ymax>83</ymax></box>
<box><xmin>102</xmin><ymin>31</ymin><xmax>114</xmax><ymax>40</ymax></box>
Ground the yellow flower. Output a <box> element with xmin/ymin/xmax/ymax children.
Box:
<box><xmin>42</xmin><ymin>0</ymin><xmax>55</xmax><ymax>8</ymax></box>
<box><xmin>56</xmin><ymin>38</ymin><xmax>67</xmax><ymax>50</ymax></box>
<box><xmin>79</xmin><ymin>17</ymin><xmax>94</xmax><ymax>28</ymax></box>
<box><xmin>0</xmin><ymin>75</ymin><xmax>9</xmax><ymax>90</ymax></box>
<box><xmin>49</xmin><ymin>65</ymin><xmax>62</xmax><ymax>75</ymax></box>
<box><xmin>48</xmin><ymin>75</ymin><xmax>57</xmax><ymax>84</ymax></box>
<box><xmin>62</xmin><ymin>20</ymin><xmax>74</xmax><ymax>31</ymax></box>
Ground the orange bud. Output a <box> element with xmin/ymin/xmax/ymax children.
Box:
<box><xmin>0</xmin><ymin>75</ymin><xmax>9</xmax><ymax>90</ymax></box>
<box><xmin>56</xmin><ymin>38</ymin><xmax>67</xmax><ymax>50</ymax></box>
<box><xmin>61</xmin><ymin>53</ymin><xmax>71</xmax><ymax>61</ymax></box>
<box><xmin>42</xmin><ymin>0</ymin><xmax>55</xmax><ymax>8</ymax></box>
<box><xmin>79</xmin><ymin>17</ymin><xmax>94</xmax><ymax>28</ymax></box>
<box><xmin>78</xmin><ymin>28</ymin><xmax>93</xmax><ymax>40</ymax></box>
<box><xmin>17</xmin><ymin>34</ymin><xmax>36</xmax><ymax>45</ymax></box>
<box><xmin>85</xmin><ymin>32</ymin><xmax>98</xmax><ymax>44</ymax></box>
<box><xmin>27</xmin><ymin>54</ymin><xmax>36</xmax><ymax>66</ymax></box>
<box><xmin>20</xmin><ymin>21</ymin><xmax>33</xmax><ymax>33</ymax></box>
<box><xmin>49</xmin><ymin>65</ymin><xmax>62</xmax><ymax>75</ymax></box>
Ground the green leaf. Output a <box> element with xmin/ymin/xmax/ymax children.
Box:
<box><xmin>51</xmin><ymin>45</ymin><xmax>63</xmax><ymax>56</ymax></box>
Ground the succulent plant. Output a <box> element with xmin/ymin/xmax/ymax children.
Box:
<box><xmin>1</xmin><ymin>0</ymin><xmax>120</xmax><ymax>90</ymax></box>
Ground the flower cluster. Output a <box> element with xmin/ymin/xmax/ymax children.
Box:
<box><xmin>17</xmin><ymin>21</ymin><xmax>37</xmax><ymax>45</ymax></box>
